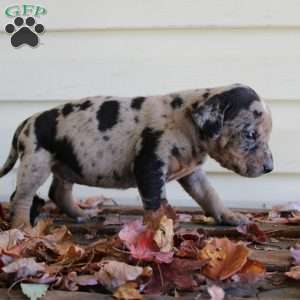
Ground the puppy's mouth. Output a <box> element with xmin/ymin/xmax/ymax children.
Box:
<box><xmin>233</xmin><ymin>164</ymin><xmax>265</xmax><ymax>178</ymax></box>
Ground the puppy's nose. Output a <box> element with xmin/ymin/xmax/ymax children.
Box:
<box><xmin>263</xmin><ymin>160</ymin><xmax>273</xmax><ymax>173</ymax></box>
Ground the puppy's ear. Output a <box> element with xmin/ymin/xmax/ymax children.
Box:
<box><xmin>192</xmin><ymin>95</ymin><xmax>228</xmax><ymax>139</ymax></box>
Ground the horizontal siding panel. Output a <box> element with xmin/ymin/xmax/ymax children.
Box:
<box><xmin>2</xmin><ymin>0</ymin><xmax>300</xmax><ymax>30</ymax></box>
<box><xmin>1</xmin><ymin>29</ymin><xmax>300</xmax><ymax>101</ymax></box>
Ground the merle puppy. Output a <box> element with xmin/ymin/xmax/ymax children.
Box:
<box><xmin>0</xmin><ymin>84</ymin><xmax>273</xmax><ymax>229</ymax></box>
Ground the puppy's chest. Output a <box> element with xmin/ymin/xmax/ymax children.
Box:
<box><xmin>167</xmin><ymin>151</ymin><xmax>206</xmax><ymax>181</ymax></box>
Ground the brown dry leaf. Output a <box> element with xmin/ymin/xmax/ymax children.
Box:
<box><xmin>97</xmin><ymin>260</ymin><xmax>151</xmax><ymax>289</ymax></box>
<box><xmin>199</xmin><ymin>238</ymin><xmax>250</xmax><ymax>280</ymax></box>
<box><xmin>113</xmin><ymin>282</ymin><xmax>143</xmax><ymax>300</ymax></box>
<box><xmin>234</xmin><ymin>259</ymin><xmax>266</xmax><ymax>283</ymax></box>
<box><xmin>58</xmin><ymin>245</ymin><xmax>85</xmax><ymax>265</ymax></box>
<box><xmin>153</xmin><ymin>215</ymin><xmax>174</xmax><ymax>252</ymax></box>
<box><xmin>3</xmin><ymin>257</ymin><xmax>45</xmax><ymax>279</ymax></box>
<box><xmin>192</xmin><ymin>215</ymin><xmax>216</xmax><ymax>225</ymax></box>
<box><xmin>45</xmin><ymin>225</ymin><xmax>71</xmax><ymax>243</ymax></box>
<box><xmin>28</xmin><ymin>219</ymin><xmax>53</xmax><ymax>237</ymax></box>
<box><xmin>285</xmin><ymin>266</ymin><xmax>300</xmax><ymax>280</ymax></box>
<box><xmin>0</xmin><ymin>229</ymin><xmax>25</xmax><ymax>251</ymax></box>
<box><xmin>143</xmin><ymin>202</ymin><xmax>176</xmax><ymax>230</ymax></box>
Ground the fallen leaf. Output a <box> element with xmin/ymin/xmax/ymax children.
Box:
<box><xmin>290</xmin><ymin>247</ymin><xmax>300</xmax><ymax>265</ymax></box>
<box><xmin>97</xmin><ymin>260</ymin><xmax>151</xmax><ymax>289</ymax></box>
<box><xmin>3</xmin><ymin>258</ymin><xmax>45</xmax><ymax>279</ymax></box>
<box><xmin>78</xmin><ymin>195</ymin><xmax>109</xmax><ymax>209</ymax></box>
<box><xmin>119</xmin><ymin>220</ymin><xmax>146</xmax><ymax>246</ymax></box>
<box><xmin>176</xmin><ymin>240</ymin><xmax>199</xmax><ymax>259</ymax></box>
<box><xmin>285</xmin><ymin>266</ymin><xmax>300</xmax><ymax>280</ymax></box>
<box><xmin>119</xmin><ymin>220</ymin><xmax>174</xmax><ymax>263</ymax></box>
<box><xmin>177</xmin><ymin>214</ymin><xmax>192</xmax><ymax>223</ymax></box>
<box><xmin>288</xmin><ymin>212</ymin><xmax>300</xmax><ymax>224</ymax></box>
<box><xmin>28</xmin><ymin>219</ymin><xmax>53</xmax><ymax>237</ymax></box>
<box><xmin>192</xmin><ymin>215</ymin><xmax>216</xmax><ymax>225</ymax></box>
<box><xmin>75</xmin><ymin>274</ymin><xmax>98</xmax><ymax>286</ymax></box>
<box><xmin>233</xmin><ymin>259</ymin><xmax>266</xmax><ymax>283</ymax></box>
<box><xmin>0</xmin><ymin>229</ymin><xmax>25</xmax><ymax>251</ymax></box>
<box><xmin>199</xmin><ymin>238</ymin><xmax>250</xmax><ymax>280</ymax></box>
<box><xmin>58</xmin><ymin>244</ymin><xmax>85</xmax><ymax>265</ymax></box>
<box><xmin>153</xmin><ymin>215</ymin><xmax>174</xmax><ymax>252</ymax></box>
<box><xmin>113</xmin><ymin>282</ymin><xmax>143</xmax><ymax>300</ymax></box>
<box><xmin>144</xmin><ymin>258</ymin><xmax>206</xmax><ymax>293</ymax></box>
<box><xmin>21</xmin><ymin>283</ymin><xmax>49</xmax><ymax>300</ymax></box>
<box><xmin>143</xmin><ymin>203</ymin><xmax>177</xmax><ymax>230</ymax></box>
<box><xmin>207</xmin><ymin>285</ymin><xmax>225</xmax><ymax>300</ymax></box>
<box><xmin>129</xmin><ymin>230</ymin><xmax>173</xmax><ymax>263</ymax></box>
<box><xmin>237</xmin><ymin>223</ymin><xmax>267</xmax><ymax>243</ymax></box>
<box><xmin>272</xmin><ymin>202</ymin><xmax>300</xmax><ymax>213</ymax></box>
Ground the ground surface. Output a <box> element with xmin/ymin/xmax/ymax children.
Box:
<box><xmin>1</xmin><ymin>204</ymin><xmax>300</xmax><ymax>299</ymax></box>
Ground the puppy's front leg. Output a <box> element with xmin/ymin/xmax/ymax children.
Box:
<box><xmin>134</xmin><ymin>157</ymin><xmax>167</xmax><ymax>212</ymax></box>
<box><xmin>178</xmin><ymin>166</ymin><xmax>248</xmax><ymax>225</ymax></box>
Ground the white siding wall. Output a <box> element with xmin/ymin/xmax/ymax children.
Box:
<box><xmin>0</xmin><ymin>0</ymin><xmax>299</xmax><ymax>208</ymax></box>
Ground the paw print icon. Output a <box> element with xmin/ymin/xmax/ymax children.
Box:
<box><xmin>5</xmin><ymin>17</ymin><xmax>45</xmax><ymax>47</ymax></box>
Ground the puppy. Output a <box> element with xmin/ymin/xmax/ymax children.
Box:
<box><xmin>0</xmin><ymin>84</ymin><xmax>273</xmax><ymax>228</ymax></box>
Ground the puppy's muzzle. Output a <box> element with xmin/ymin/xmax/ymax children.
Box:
<box><xmin>263</xmin><ymin>158</ymin><xmax>273</xmax><ymax>174</ymax></box>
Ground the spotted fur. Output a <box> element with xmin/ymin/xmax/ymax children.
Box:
<box><xmin>0</xmin><ymin>84</ymin><xmax>273</xmax><ymax>229</ymax></box>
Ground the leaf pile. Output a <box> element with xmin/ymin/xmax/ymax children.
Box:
<box><xmin>0</xmin><ymin>200</ymin><xmax>269</xmax><ymax>299</ymax></box>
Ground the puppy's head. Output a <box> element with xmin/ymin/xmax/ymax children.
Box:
<box><xmin>192</xmin><ymin>84</ymin><xmax>273</xmax><ymax>177</ymax></box>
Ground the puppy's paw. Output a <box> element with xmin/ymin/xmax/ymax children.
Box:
<box><xmin>220</xmin><ymin>209</ymin><xmax>249</xmax><ymax>226</ymax></box>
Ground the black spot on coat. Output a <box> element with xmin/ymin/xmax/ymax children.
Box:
<box><xmin>97</xmin><ymin>100</ymin><xmax>120</xmax><ymax>131</ymax></box>
<box><xmin>12</xmin><ymin>118</ymin><xmax>29</xmax><ymax>150</ymax></box>
<box><xmin>195</xmin><ymin>87</ymin><xmax>259</xmax><ymax>138</ymax></box>
<box><xmin>219</xmin><ymin>87</ymin><xmax>259</xmax><ymax>121</ymax></box>
<box><xmin>54</xmin><ymin>137</ymin><xmax>82</xmax><ymax>176</ymax></box>
<box><xmin>253</xmin><ymin>110</ymin><xmax>263</xmax><ymax>118</ymax></box>
<box><xmin>78</xmin><ymin>100</ymin><xmax>92</xmax><ymax>111</ymax></box>
<box><xmin>24</xmin><ymin>126</ymin><xmax>30</xmax><ymax>137</ymax></box>
<box><xmin>134</xmin><ymin>128</ymin><xmax>165</xmax><ymax>210</ymax></box>
<box><xmin>35</xmin><ymin>109</ymin><xmax>59</xmax><ymax>151</ymax></box>
<box><xmin>170</xmin><ymin>96</ymin><xmax>183</xmax><ymax>109</ymax></box>
<box><xmin>131</xmin><ymin>97</ymin><xmax>146</xmax><ymax>110</ymax></box>
<box><xmin>171</xmin><ymin>145</ymin><xmax>181</xmax><ymax>158</ymax></box>
<box><xmin>18</xmin><ymin>141</ymin><xmax>25</xmax><ymax>159</ymax></box>
<box><xmin>62</xmin><ymin>103</ymin><xmax>74</xmax><ymax>116</ymax></box>
<box><xmin>203</xmin><ymin>92</ymin><xmax>210</xmax><ymax>99</ymax></box>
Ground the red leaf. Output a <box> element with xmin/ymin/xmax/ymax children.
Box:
<box><xmin>129</xmin><ymin>231</ymin><xmax>173</xmax><ymax>263</ymax></box>
<box><xmin>144</xmin><ymin>258</ymin><xmax>206</xmax><ymax>293</ymax></box>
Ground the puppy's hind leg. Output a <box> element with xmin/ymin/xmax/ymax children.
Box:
<box><xmin>11</xmin><ymin>149</ymin><xmax>51</xmax><ymax>229</ymax></box>
<box><xmin>48</xmin><ymin>176</ymin><xmax>87</xmax><ymax>222</ymax></box>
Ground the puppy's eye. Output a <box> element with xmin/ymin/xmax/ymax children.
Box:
<box><xmin>244</xmin><ymin>130</ymin><xmax>257</xmax><ymax>140</ymax></box>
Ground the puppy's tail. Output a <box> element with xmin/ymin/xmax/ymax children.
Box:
<box><xmin>0</xmin><ymin>120</ymin><xmax>28</xmax><ymax>178</ymax></box>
